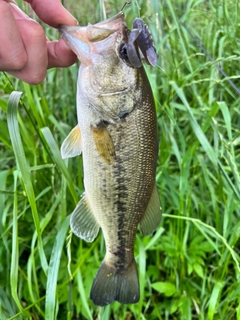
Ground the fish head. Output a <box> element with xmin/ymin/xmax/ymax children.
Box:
<box><xmin>59</xmin><ymin>12</ymin><xmax>125</xmax><ymax>64</ymax></box>
<box><xmin>59</xmin><ymin>12</ymin><xmax>138</xmax><ymax>94</ymax></box>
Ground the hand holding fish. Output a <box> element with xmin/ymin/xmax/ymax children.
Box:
<box><xmin>0</xmin><ymin>0</ymin><xmax>78</xmax><ymax>84</ymax></box>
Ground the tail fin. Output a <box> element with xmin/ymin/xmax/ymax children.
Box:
<box><xmin>90</xmin><ymin>259</ymin><xmax>139</xmax><ymax>306</ymax></box>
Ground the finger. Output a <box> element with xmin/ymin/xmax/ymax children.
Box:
<box><xmin>47</xmin><ymin>38</ymin><xmax>77</xmax><ymax>69</ymax></box>
<box><xmin>9</xmin><ymin>19</ymin><xmax>48</xmax><ymax>84</ymax></box>
<box><xmin>0</xmin><ymin>1</ymin><xmax>27</xmax><ymax>71</ymax></box>
<box><xmin>24</xmin><ymin>0</ymin><xmax>78</xmax><ymax>28</ymax></box>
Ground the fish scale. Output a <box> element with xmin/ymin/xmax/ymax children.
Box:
<box><xmin>59</xmin><ymin>11</ymin><xmax>161</xmax><ymax>306</ymax></box>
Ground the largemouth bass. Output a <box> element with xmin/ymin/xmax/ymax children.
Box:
<box><xmin>59</xmin><ymin>11</ymin><xmax>161</xmax><ymax>306</ymax></box>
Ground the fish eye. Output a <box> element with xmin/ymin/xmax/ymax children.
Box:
<box><xmin>119</xmin><ymin>43</ymin><xmax>129</xmax><ymax>61</ymax></box>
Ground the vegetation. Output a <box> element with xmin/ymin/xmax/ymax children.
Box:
<box><xmin>0</xmin><ymin>0</ymin><xmax>240</xmax><ymax>319</ymax></box>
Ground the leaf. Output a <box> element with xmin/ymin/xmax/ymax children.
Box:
<box><xmin>193</xmin><ymin>263</ymin><xmax>204</xmax><ymax>278</ymax></box>
<box><xmin>187</xmin><ymin>263</ymin><xmax>193</xmax><ymax>275</ymax></box>
<box><xmin>151</xmin><ymin>282</ymin><xmax>176</xmax><ymax>297</ymax></box>
<box><xmin>208</xmin><ymin>282</ymin><xmax>223</xmax><ymax>320</ymax></box>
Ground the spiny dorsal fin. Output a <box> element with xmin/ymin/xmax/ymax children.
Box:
<box><xmin>61</xmin><ymin>125</ymin><xmax>82</xmax><ymax>159</ymax></box>
<box><xmin>70</xmin><ymin>193</ymin><xmax>99</xmax><ymax>242</ymax></box>
<box><xmin>140</xmin><ymin>184</ymin><xmax>162</xmax><ymax>235</ymax></box>
<box><xmin>91</xmin><ymin>125</ymin><xmax>116</xmax><ymax>165</ymax></box>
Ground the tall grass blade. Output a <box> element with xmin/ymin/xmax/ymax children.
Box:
<box><xmin>45</xmin><ymin>216</ymin><xmax>70</xmax><ymax>320</ymax></box>
<box><xmin>10</xmin><ymin>171</ymin><xmax>27</xmax><ymax>316</ymax></box>
<box><xmin>7</xmin><ymin>91</ymin><xmax>48</xmax><ymax>274</ymax></box>
<box><xmin>208</xmin><ymin>282</ymin><xmax>223</xmax><ymax>320</ymax></box>
<box><xmin>41</xmin><ymin>127</ymin><xmax>78</xmax><ymax>204</ymax></box>
<box><xmin>76</xmin><ymin>270</ymin><xmax>93</xmax><ymax>320</ymax></box>
<box><xmin>170</xmin><ymin>82</ymin><xmax>218</xmax><ymax>165</ymax></box>
<box><xmin>180</xmin><ymin>22</ymin><xmax>240</xmax><ymax>96</ymax></box>
<box><xmin>136</xmin><ymin>235</ymin><xmax>146</xmax><ymax>318</ymax></box>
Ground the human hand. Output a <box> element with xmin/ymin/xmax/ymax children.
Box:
<box><xmin>0</xmin><ymin>0</ymin><xmax>78</xmax><ymax>84</ymax></box>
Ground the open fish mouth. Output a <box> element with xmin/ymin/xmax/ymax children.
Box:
<box><xmin>58</xmin><ymin>12</ymin><xmax>125</xmax><ymax>64</ymax></box>
<box><xmin>59</xmin><ymin>10</ymin><xmax>158</xmax><ymax>68</ymax></box>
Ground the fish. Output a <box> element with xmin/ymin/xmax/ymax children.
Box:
<box><xmin>59</xmin><ymin>11</ymin><xmax>161</xmax><ymax>307</ymax></box>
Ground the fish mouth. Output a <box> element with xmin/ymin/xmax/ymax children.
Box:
<box><xmin>59</xmin><ymin>12</ymin><xmax>125</xmax><ymax>63</ymax></box>
<box><xmin>59</xmin><ymin>24</ymin><xmax>90</xmax><ymax>60</ymax></box>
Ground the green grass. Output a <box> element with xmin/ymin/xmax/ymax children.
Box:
<box><xmin>0</xmin><ymin>0</ymin><xmax>240</xmax><ymax>319</ymax></box>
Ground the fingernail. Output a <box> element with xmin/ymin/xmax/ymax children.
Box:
<box><xmin>61</xmin><ymin>5</ymin><xmax>79</xmax><ymax>25</ymax></box>
<box><xmin>9</xmin><ymin>3</ymin><xmax>32</xmax><ymax>20</ymax></box>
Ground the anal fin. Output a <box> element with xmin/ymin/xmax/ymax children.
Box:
<box><xmin>61</xmin><ymin>125</ymin><xmax>82</xmax><ymax>159</ymax></box>
<box><xmin>70</xmin><ymin>193</ymin><xmax>99</xmax><ymax>242</ymax></box>
<box><xmin>140</xmin><ymin>184</ymin><xmax>161</xmax><ymax>235</ymax></box>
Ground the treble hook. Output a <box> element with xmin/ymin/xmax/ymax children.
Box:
<box><xmin>121</xmin><ymin>0</ymin><xmax>131</xmax><ymax>12</ymax></box>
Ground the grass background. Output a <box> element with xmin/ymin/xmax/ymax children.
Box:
<box><xmin>0</xmin><ymin>0</ymin><xmax>240</xmax><ymax>319</ymax></box>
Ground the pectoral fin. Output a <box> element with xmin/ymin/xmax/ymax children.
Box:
<box><xmin>140</xmin><ymin>184</ymin><xmax>161</xmax><ymax>235</ymax></box>
<box><xmin>70</xmin><ymin>193</ymin><xmax>99</xmax><ymax>242</ymax></box>
<box><xmin>91</xmin><ymin>125</ymin><xmax>116</xmax><ymax>165</ymax></box>
<box><xmin>61</xmin><ymin>125</ymin><xmax>82</xmax><ymax>159</ymax></box>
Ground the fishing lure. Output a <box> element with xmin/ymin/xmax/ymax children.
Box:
<box><xmin>120</xmin><ymin>17</ymin><xmax>158</xmax><ymax>68</ymax></box>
